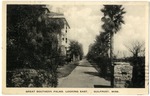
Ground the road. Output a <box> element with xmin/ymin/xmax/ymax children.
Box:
<box><xmin>57</xmin><ymin>59</ymin><xmax>110</xmax><ymax>88</ymax></box>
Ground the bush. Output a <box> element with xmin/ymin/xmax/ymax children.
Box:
<box><xmin>7</xmin><ymin>69</ymin><xmax>57</xmax><ymax>87</ymax></box>
<box><xmin>131</xmin><ymin>57</ymin><xmax>145</xmax><ymax>88</ymax></box>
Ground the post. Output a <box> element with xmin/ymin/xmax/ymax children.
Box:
<box><xmin>111</xmin><ymin>63</ymin><xmax>114</xmax><ymax>87</ymax></box>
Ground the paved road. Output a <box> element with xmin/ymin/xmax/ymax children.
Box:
<box><xmin>57</xmin><ymin>59</ymin><xmax>110</xmax><ymax>88</ymax></box>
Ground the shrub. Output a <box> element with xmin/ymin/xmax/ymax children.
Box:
<box><xmin>7</xmin><ymin>69</ymin><xmax>57</xmax><ymax>87</ymax></box>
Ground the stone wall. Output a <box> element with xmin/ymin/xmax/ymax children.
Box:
<box><xmin>114</xmin><ymin>62</ymin><xmax>133</xmax><ymax>88</ymax></box>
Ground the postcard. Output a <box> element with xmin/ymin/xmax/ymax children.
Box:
<box><xmin>2</xmin><ymin>1</ymin><xmax>149</xmax><ymax>95</ymax></box>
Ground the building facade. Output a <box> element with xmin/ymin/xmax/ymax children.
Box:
<box><xmin>47</xmin><ymin>11</ymin><xmax>70</xmax><ymax>57</ymax></box>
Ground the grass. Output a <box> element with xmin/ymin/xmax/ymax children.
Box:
<box><xmin>88</xmin><ymin>60</ymin><xmax>101</xmax><ymax>73</ymax></box>
<box><xmin>88</xmin><ymin>60</ymin><xmax>111</xmax><ymax>81</ymax></box>
<box><xmin>57</xmin><ymin>61</ymin><xmax>79</xmax><ymax>78</ymax></box>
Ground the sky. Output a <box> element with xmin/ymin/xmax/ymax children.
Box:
<box><xmin>48</xmin><ymin>4</ymin><xmax>147</xmax><ymax>57</ymax></box>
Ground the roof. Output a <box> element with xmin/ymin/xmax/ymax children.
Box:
<box><xmin>47</xmin><ymin>12</ymin><xmax>70</xmax><ymax>28</ymax></box>
<box><xmin>47</xmin><ymin>12</ymin><xmax>64</xmax><ymax>16</ymax></box>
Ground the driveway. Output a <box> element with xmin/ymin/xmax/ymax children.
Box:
<box><xmin>57</xmin><ymin>59</ymin><xmax>110</xmax><ymax>88</ymax></box>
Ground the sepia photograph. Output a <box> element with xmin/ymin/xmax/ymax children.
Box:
<box><xmin>2</xmin><ymin>1</ymin><xmax>149</xmax><ymax>95</ymax></box>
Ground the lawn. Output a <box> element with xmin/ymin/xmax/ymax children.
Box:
<box><xmin>57</xmin><ymin>61</ymin><xmax>79</xmax><ymax>78</ymax></box>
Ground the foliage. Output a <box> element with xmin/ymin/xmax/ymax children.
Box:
<box><xmin>69</xmin><ymin>40</ymin><xmax>84</xmax><ymax>61</ymax></box>
<box><xmin>101</xmin><ymin>5</ymin><xmax>126</xmax><ymax>71</ymax></box>
<box><xmin>125</xmin><ymin>41</ymin><xmax>145</xmax><ymax>88</ymax></box>
<box><xmin>101</xmin><ymin>5</ymin><xmax>125</xmax><ymax>86</ymax></box>
<box><xmin>7</xmin><ymin>69</ymin><xmax>57</xmax><ymax>87</ymax></box>
<box><xmin>7</xmin><ymin>5</ymin><xmax>63</xmax><ymax>69</ymax></box>
<box><xmin>7</xmin><ymin>5</ymin><xmax>65</xmax><ymax>87</ymax></box>
<box><xmin>125</xmin><ymin>41</ymin><xmax>145</xmax><ymax>58</ymax></box>
<box><xmin>87</xmin><ymin>5</ymin><xmax>125</xmax><ymax>79</ymax></box>
<box><xmin>101</xmin><ymin>5</ymin><xmax>126</xmax><ymax>34</ymax></box>
<box><xmin>87</xmin><ymin>32</ymin><xmax>110</xmax><ymax>77</ymax></box>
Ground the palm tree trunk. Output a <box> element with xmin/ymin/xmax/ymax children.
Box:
<box><xmin>110</xmin><ymin>33</ymin><xmax>114</xmax><ymax>87</ymax></box>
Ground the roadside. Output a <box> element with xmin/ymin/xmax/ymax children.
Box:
<box><xmin>57</xmin><ymin>61</ymin><xmax>79</xmax><ymax>78</ymax></box>
<box><xmin>88</xmin><ymin>60</ymin><xmax>101</xmax><ymax>73</ymax></box>
<box><xmin>88</xmin><ymin>60</ymin><xmax>111</xmax><ymax>81</ymax></box>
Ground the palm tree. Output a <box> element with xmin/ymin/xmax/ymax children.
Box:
<box><xmin>101</xmin><ymin>5</ymin><xmax>126</xmax><ymax>87</ymax></box>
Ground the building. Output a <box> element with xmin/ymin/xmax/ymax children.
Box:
<box><xmin>47</xmin><ymin>11</ymin><xmax>70</xmax><ymax>57</ymax></box>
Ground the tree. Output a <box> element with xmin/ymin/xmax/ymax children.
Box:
<box><xmin>125</xmin><ymin>40</ymin><xmax>145</xmax><ymax>87</ymax></box>
<box><xmin>7</xmin><ymin>5</ymin><xmax>65</xmax><ymax>69</ymax></box>
<box><xmin>101</xmin><ymin>5</ymin><xmax>126</xmax><ymax>87</ymax></box>
<box><xmin>7</xmin><ymin>5</ymin><xmax>47</xmax><ymax>69</ymax></box>
<box><xmin>69</xmin><ymin>40</ymin><xmax>84</xmax><ymax>61</ymax></box>
<box><xmin>7</xmin><ymin>5</ymin><xmax>66</xmax><ymax>87</ymax></box>
<box><xmin>87</xmin><ymin>31</ymin><xmax>110</xmax><ymax>77</ymax></box>
<box><xmin>125</xmin><ymin>41</ymin><xmax>145</xmax><ymax>58</ymax></box>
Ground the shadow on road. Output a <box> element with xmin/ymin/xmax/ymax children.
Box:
<box><xmin>83</xmin><ymin>72</ymin><xmax>100</xmax><ymax>76</ymax></box>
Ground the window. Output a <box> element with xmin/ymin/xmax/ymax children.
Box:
<box><xmin>66</xmin><ymin>38</ymin><xmax>67</xmax><ymax>43</ymax></box>
<box><xmin>66</xmin><ymin>30</ymin><xmax>67</xmax><ymax>33</ymax></box>
<box><xmin>62</xmin><ymin>38</ymin><xmax>64</xmax><ymax>40</ymax></box>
